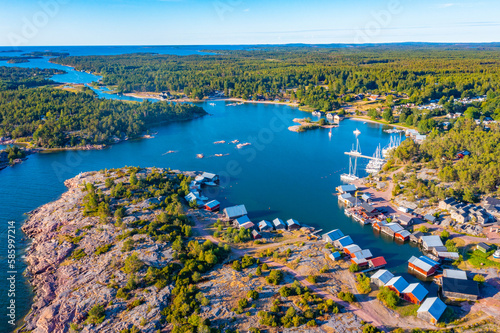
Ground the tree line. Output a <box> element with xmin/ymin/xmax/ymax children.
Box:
<box><xmin>0</xmin><ymin>86</ymin><xmax>206</xmax><ymax>148</ymax></box>
<box><xmin>51</xmin><ymin>45</ymin><xmax>500</xmax><ymax>110</ymax></box>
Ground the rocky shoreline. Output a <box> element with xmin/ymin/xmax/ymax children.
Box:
<box><xmin>19</xmin><ymin>168</ymin><xmax>188</xmax><ymax>333</ymax></box>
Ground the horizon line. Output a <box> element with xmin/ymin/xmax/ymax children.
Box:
<box><xmin>2</xmin><ymin>41</ymin><xmax>500</xmax><ymax>48</ymax></box>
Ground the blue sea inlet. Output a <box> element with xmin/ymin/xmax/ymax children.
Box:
<box><xmin>0</xmin><ymin>46</ymin><xmax>427</xmax><ymax>333</ymax></box>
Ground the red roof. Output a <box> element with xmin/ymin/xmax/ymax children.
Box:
<box><xmin>369</xmin><ymin>256</ymin><xmax>387</xmax><ymax>268</ymax></box>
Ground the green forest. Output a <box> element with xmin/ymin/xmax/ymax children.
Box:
<box><xmin>0</xmin><ymin>66</ymin><xmax>63</xmax><ymax>90</ymax></box>
<box><xmin>390</xmin><ymin>119</ymin><xmax>500</xmax><ymax>201</ymax></box>
<box><xmin>0</xmin><ymin>88</ymin><xmax>206</xmax><ymax>148</ymax></box>
<box><xmin>52</xmin><ymin>46</ymin><xmax>500</xmax><ymax>110</ymax></box>
<box><xmin>0</xmin><ymin>66</ymin><xmax>207</xmax><ymax>148</ymax></box>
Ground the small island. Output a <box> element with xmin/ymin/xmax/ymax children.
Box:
<box><xmin>0</xmin><ymin>145</ymin><xmax>29</xmax><ymax>170</ymax></box>
<box><xmin>288</xmin><ymin>117</ymin><xmax>337</xmax><ymax>133</ymax></box>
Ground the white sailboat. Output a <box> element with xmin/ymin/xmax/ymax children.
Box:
<box><xmin>382</xmin><ymin>134</ymin><xmax>402</xmax><ymax>158</ymax></box>
<box><xmin>340</xmin><ymin>157</ymin><xmax>360</xmax><ymax>183</ymax></box>
<box><xmin>340</xmin><ymin>131</ymin><xmax>361</xmax><ymax>183</ymax></box>
<box><xmin>366</xmin><ymin>144</ymin><xmax>385</xmax><ymax>174</ymax></box>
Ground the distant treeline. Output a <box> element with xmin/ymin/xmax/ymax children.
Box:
<box><xmin>51</xmin><ymin>46</ymin><xmax>500</xmax><ymax>110</ymax></box>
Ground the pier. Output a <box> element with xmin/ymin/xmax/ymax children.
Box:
<box><xmin>344</xmin><ymin>151</ymin><xmax>385</xmax><ymax>161</ymax></box>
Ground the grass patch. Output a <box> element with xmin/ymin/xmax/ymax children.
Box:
<box><xmin>466</xmin><ymin>249</ymin><xmax>500</xmax><ymax>269</ymax></box>
<box><xmin>394</xmin><ymin>302</ymin><xmax>419</xmax><ymax>317</ymax></box>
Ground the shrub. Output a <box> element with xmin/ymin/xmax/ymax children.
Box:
<box><xmin>95</xmin><ymin>244</ymin><xmax>112</xmax><ymax>255</ymax></box>
<box><xmin>279</xmin><ymin>286</ymin><xmax>292</xmax><ymax>297</ymax></box>
<box><xmin>440</xmin><ymin>230</ymin><xmax>450</xmax><ymax>239</ymax></box>
<box><xmin>192</xmin><ymin>271</ymin><xmax>201</xmax><ymax>282</ymax></box>
<box><xmin>127</xmin><ymin>299</ymin><xmax>143</xmax><ymax>310</ymax></box>
<box><xmin>356</xmin><ymin>273</ymin><xmax>372</xmax><ymax>294</ymax></box>
<box><xmin>338</xmin><ymin>291</ymin><xmax>355</xmax><ymax>303</ymax></box>
<box><xmin>121</xmin><ymin>239</ymin><xmax>135</xmax><ymax>252</ymax></box>
<box><xmin>86</xmin><ymin>304</ymin><xmax>105</xmax><ymax>325</ymax></box>
<box><xmin>473</xmin><ymin>274</ymin><xmax>485</xmax><ymax>284</ymax></box>
<box><xmin>266</xmin><ymin>270</ymin><xmax>284</xmax><ymax>285</ymax></box>
<box><xmin>258</xmin><ymin>311</ymin><xmax>278</xmax><ymax>326</ymax></box>
<box><xmin>256</xmin><ymin>266</ymin><xmax>262</xmax><ymax>276</ymax></box>
<box><xmin>71</xmin><ymin>248</ymin><xmax>87</xmax><ymax>260</ymax></box>
<box><xmin>306</xmin><ymin>275</ymin><xmax>317</xmax><ymax>284</ymax></box>
<box><xmin>241</xmin><ymin>255</ymin><xmax>255</xmax><ymax>268</ymax></box>
<box><xmin>349</xmin><ymin>263</ymin><xmax>359</xmax><ymax>273</ymax></box>
<box><xmin>232</xmin><ymin>260</ymin><xmax>242</xmax><ymax>271</ymax></box>
<box><xmin>125</xmin><ymin>275</ymin><xmax>138</xmax><ymax>291</ymax></box>
<box><xmin>417</xmin><ymin>225</ymin><xmax>429</xmax><ymax>233</ymax></box>
<box><xmin>238</xmin><ymin>298</ymin><xmax>249</xmax><ymax>308</ymax></box>
<box><xmin>247</xmin><ymin>290</ymin><xmax>259</xmax><ymax>300</ymax></box>
<box><xmin>262</xmin><ymin>263</ymin><xmax>269</xmax><ymax>270</ymax></box>
<box><xmin>377</xmin><ymin>287</ymin><xmax>399</xmax><ymax>309</ymax></box>
<box><xmin>116</xmin><ymin>288</ymin><xmax>129</xmax><ymax>300</ymax></box>
<box><xmin>445</xmin><ymin>239</ymin><xmax>458</xmax><ymax>252</ymax></box>
<box><xmin>307</xmin><ymin>319</ymin><xmax>317</xmax><ymax>327</ymax></box>
<box><xmin>123</xmin><ymin>253</ymin><xmax>143</xmax><ymax>273</ymax></box>
<box><xmin>363</xmin><ymin>324</ymin><xmax>381</xmax><ymax>333</ymax></box>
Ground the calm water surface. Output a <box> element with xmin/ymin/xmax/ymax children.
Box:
<box><xmin>0</xmin><ymin>47</ymin><xmax>429</xmax><ymax>333</ymax></box>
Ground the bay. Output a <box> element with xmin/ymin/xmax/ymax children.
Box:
<box><xmin>0</xmin><ymin>47</ymin><xmax>428</xmax><ymax>333</ymax></box>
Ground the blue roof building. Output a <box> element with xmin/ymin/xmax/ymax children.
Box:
<box><xmin>234</xmin><ymin>215</ymin><xmax>251</xmax><ymax>227</ymax></box>
<box><xmin>371</xmin><ymin>269</ymin><xmax>394</xmax><ymax>287</ymax></box>
<box><xmin>258</xmin><ymin>220</ymin><xmax>274</xmax><ymax>231</ymax></box>
<box><xmin>417</xmin><ymin>297</ymin><xmax>447</xmax><ymax>325</ymax></box>
<box><xmin>286</xmin><ymin>219</ymin><xmax>301</xmax><ymax>230</ymax></box>
<box><xmin>322</xmin><ymin>229</ymin><xmax>344</xmax><ymax>243</ymax></box>
<box><xmin>402</xmin><ymin>283</ymin><xmax>429</xmax><ymax>304</ymax></box>
<box><xmin>385</xmin><ymin>276</ymin><xmax>410</xmax><ymax>296</ymax></box>
<box><xmin>224</xmin><ymin>205</ymin><xmax>248</xmax><ymax>220</ymax></box>
<box><xmin>272</xmin><ymin>218</ymin><xmax>286</xmax><ymax>230</ymax></box>
<box><xmin>334</xmin><ymin>235</ymin><xmax>354</xmax><ymax>249</ymax></box>
<box><xmin>329</xmin><ymin>251</ymin><xmax>342</xmax><ymax>261</ymax></box>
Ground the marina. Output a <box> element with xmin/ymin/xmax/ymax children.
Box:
<box><xmin>0</xmin><ymin>50</ymin><xmax>426</xmax><ymax>326</ymax></box>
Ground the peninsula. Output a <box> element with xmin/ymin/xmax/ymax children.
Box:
<box><xmin>19</xmin><ymin>167</ymin><xmax>500</xmax><ymax>333</ymax></box>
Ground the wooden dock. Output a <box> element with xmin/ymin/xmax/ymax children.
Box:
<box><xmin>344</xmin><ymin>151</ymin><xmax>385</xmax><ymax>161</ymax></box>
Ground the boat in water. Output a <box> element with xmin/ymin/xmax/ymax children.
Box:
<box><xmin>196</xmin><ymin>154</ymin><xmax>204</xmax><ymax>159</ymax></box>
<box><xmin>382</xmin><ymin>134</ymin><xmax>402</xmax><ymax>158</ymax></box>
<box><xmin>384</xmin><ymin>128</ymin><xmax>403</xmax><ymax>134</ymax></box>
<box><xmin>353</xmin><ymin>128</ymin><xmax>361</xmax><ymax>136</ymax></box>
<box><xmin>236</xmin><ymin>143</ymin><xmax>251</xmax><ymax>149</ymax></box>
<box><xmin>365</xmin><ymin>145</ymin><xmax>385</xmax><ymax>174</ymax></box>
<box><xmin>162</xmin><ymin>150</ymin><xmax>178</xmax><ymax>155</ymax></box>
<box><xmin>340</xmin><ymin>131</ymin><xmax>361</xmax><ymax>183</ymax></box>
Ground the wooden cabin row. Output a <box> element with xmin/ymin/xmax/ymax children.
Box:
<box><xmin>322</xmin><ymin>229</ymin><xmax>386</xmax><ymax>270</ymax></box>
<box><xmin>371</xmin><ymin>269</ymin><xmax>448</xmax><ymax>325</ymax></box>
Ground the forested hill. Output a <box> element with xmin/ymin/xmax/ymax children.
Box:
<box><xmin>51</xmin><ymin>46</ymin><xmax>500</xmax><ymax>109</ymax></box>
<box><xmin>0</xmin><ymin>87</ymin><xmax>207</xmax><ymax>148</ymax></box>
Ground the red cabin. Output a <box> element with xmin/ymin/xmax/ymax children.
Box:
<box><xmin>204</xmin><ymin>200</ymin><xmax>220</xmax><ymax>212</ymax></box>
<box><xmin>395</xmin><ymin>230</ymin><xmax>411</xmax><ymax>242</ymax></box>
<box><xmin>408</xmin><ymin>256</ymin><xmax>439</xmax><ymax>277</ymax></box>
<box><xmin>368</xmin><ymin>256</ymin><xmax>387</xmax><ymax>270</ymax></box>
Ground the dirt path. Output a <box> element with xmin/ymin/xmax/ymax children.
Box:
<box><xmin>187</xmin><ymin>210</ymin><xmax>397</xmax><ymax>330</ymax></box>
<box><xmin>261</xmin><ymin>259</ymin><xmax>390</xmax><ymax>331</ymax></box>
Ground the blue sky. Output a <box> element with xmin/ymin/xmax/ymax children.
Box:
<box><xmin>1</xmin><ymin>0</ymin><xmax>499</xmax><ymax>46</ymax></box>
